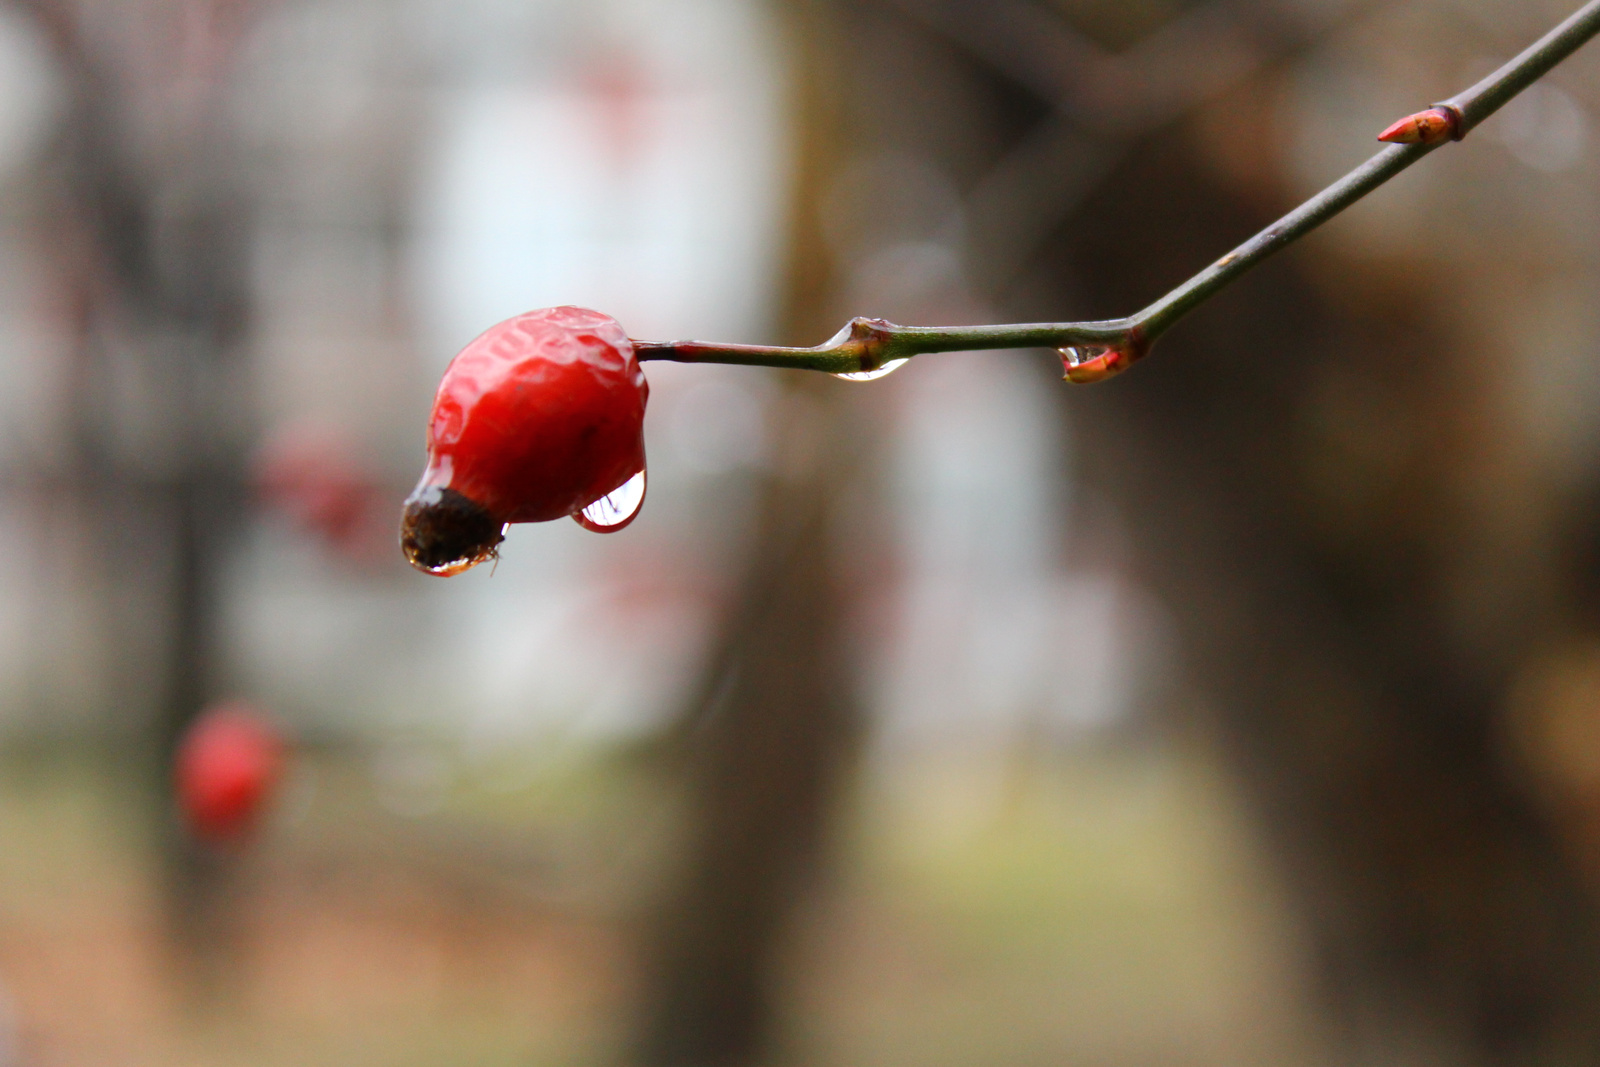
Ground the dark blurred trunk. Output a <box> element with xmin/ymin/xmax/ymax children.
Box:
<box><xmin>631</xmin><ymin>3</ymin><xmax>862</xmax><ymax>1064</ymax></box>
<box><xmin>152</xmin><ymin>462</ymin><xmax>242</xmax><ymax>988</ymax></box>
<box><xmin>1039</xmin><ymin>95</ymin><xmax>1600</xmax><ymax>1067</ymax></box>
<box><xmin>802</xmin><ymin>0</ymin><xmax>1600</xmax><ymax>1058</ymax></box>
<box><xmin>24</xmin><ymin>0</ymin><xmax>255</xmax><ymax>992</ymax></box>
<box><xmin>633</xmin><ymin>416</ymin><xmax>860</xmax><ymax>1066</ymax></box>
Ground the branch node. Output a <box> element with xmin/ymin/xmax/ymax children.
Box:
<box><xmin>840</xmin><ymin>316</ymin><xmax>899</xmax><ymax>371</ymax></box>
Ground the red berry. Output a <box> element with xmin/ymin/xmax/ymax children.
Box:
<box><xmin>255</xmin><ymin>424</ymin><xmax>383</xmax><ymax>557</ymax></box>
<box><xmin>401</xmin><ymin>306</ymin><xmax>649</xmax><ymax>575</ymax></box>
<box><xmin>175</xmin><ymin>702</ymin><xmax>286</xmax><ymax>846</ymax></box>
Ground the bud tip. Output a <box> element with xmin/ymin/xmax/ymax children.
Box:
<box><xmin>1378</xmin><ymin>107</ymin><xmax>1459</xmax><ymax>146</ymax></box>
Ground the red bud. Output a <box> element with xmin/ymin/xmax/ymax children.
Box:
<box><xmin>1378</xmin><ymin>107</ymin><xmax>1460</xmax><ymax>146</ymax></box>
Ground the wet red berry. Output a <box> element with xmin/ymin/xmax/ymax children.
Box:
<box><xmin>175</xmin><ymin>702</ymin><xmax>286</xmax><ymax>846</ymax></box>
<box><xmin>402</xmin><ymin>306</ymin><xmax>650</xmax><ymax>576</ymax></box>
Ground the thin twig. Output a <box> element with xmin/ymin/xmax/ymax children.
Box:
<box><xmin>948</xmin><ymin>0</ymin><xmax>1383</xmax><ymax>293</ymax></box>
<box><xmin>636</xmin><ymin>0</ymin><xmax>1600</xmax><ymax>382</ymax></box>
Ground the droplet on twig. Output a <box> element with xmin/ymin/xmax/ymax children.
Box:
<box><xmin>1059</xmin><ymin>343</ymin><xmax>1139</xmax><ymax>384</ymax></box>
<box><xmin>833</xmin><ymin>358</ymin><xmax>910</xmax><ymax>382</ymax></box>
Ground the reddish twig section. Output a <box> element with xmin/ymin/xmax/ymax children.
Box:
<box><xmin>635</xmin><ymin>0</ymin><xmax>1600</xmax><ymax>383</ymax></box>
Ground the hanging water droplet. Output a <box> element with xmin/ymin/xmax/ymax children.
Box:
<box><xmin>574</xmin><ymin>468</ymin><xmax>647</xmax><ymax>532</ymax></box>
<box><xmin>1059</xmin><ymin>344</ymin><xmax>1134</xmax><ymax>385</ymax></box>
<box><xmin>410</xmin><ymin>537</ymin><xmax>507</xmax><ymax>576</ymax></box>
<box><xmin>833</xmin><ymin>357</ymin><xmax>909</xmax><ymax>382</ymax></box>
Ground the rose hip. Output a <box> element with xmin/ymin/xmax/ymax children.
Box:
<box><xmin>401</xmin><ymin>306</ymin><xmax>650</xmax><ymax>576</ymax></box>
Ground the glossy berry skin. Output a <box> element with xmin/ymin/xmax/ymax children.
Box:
<box><xmin>402</xmin><ymin>306</ymin><xmax>648</xmax><ymax>575</ymax></box>
<box><xmin>175</xmin><ymin>703</ymin><xmax>286</xmax><ymax>846</ymax></box>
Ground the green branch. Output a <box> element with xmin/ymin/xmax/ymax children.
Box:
<box><xmin>635</xmin><ymin>0</ymin><xmax>1600</xmax><ymax>384</ymax></box>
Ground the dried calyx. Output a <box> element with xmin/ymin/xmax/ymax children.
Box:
<box><xmin>400</xmin><ymin>485</ymin><xmax>506</xmax><ymax>576</ymax></box>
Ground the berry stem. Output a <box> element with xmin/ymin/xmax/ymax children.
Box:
<box><xmin>635</xmin><ymin>0</ymin><xmax>1600</xmax><ymax>379</ymax></box>
<box><xmin>632</xmin><ymin>317</ymin><xmax>1129</xmax><ymax>375</ymax></box>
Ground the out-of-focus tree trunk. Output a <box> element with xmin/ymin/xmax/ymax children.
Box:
<box><xmin>20</xmin><ymin>0</ymin><xmax>257</xmax><ymax>993</ymax></box>
<box><xmin>646</xmin><ymin>0</ymin><xmax>1600</xmax><ymax>1059</ymax></box>
<box><xmin>633</xmin><ymin>422</ymin><xmax>860</xmax><ymax>1065</ymax></box>
<box><xmin>795</xmin><ymin>0</ymin><xmax>1600</xmax><ymax>1058</ymax></box>
<box><xmin>1041</xmin><ymin>79</ymin><xmax>1600</xmax><ymax>1067</ymax></box>
<box><xmin>631</xmin><ymin>3</ymin><xmax>862</xmax><ymax>1065</ymax></box>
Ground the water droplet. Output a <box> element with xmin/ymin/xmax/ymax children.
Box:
<box><xmin>574</xmin><ymin>468</ymin><xmax>646</xmax><ymax>532</ymax></box>
<box><xmin>408</xmin><ymin>536</ymin><xmax>506</xmax><ymax>577</ymax></box>
<box><xmin>834</xmin><ymin>358</ymin><xmax>909</xmax><ymax>382</ymax></box>
<box><xmin>1059</xmin><ymin>344</ymin><xmax>1135</xmax><ymax>385</ymax></box>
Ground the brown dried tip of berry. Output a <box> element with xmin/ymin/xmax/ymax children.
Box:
<box><xmin>1378</xmin><ymin>107</ymin><xmax>1459</xmax><ymax>146</ymax></box>
<box><xmin>400</xmin><ymin>486</ymin><xmax>505</xmax><ymax>576</ymax></box>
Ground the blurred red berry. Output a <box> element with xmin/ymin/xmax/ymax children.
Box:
<box><xmin>255</xmin><ymin>424</ymin><xmax>384</xmax><ymax>557</ymax></box>
<box><xmin>401</xmin><ymin>306</ymin><xmax>650</xmax><ymax>575</ymax></box>
<box><xmin>176</xmin><ymin>702</ymin><xmax>286</xmax><ymax>846</ymax></box>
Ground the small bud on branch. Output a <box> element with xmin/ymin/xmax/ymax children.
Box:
<box><xmin>1060</xmin><ymin>330</ymin><xmax>1149</xmax><ymax>384</ymax></box>
<box><xmin>1377</xmin><ymin>105</ymin><xmax>1463</xmax><ymax>146</ymax></box>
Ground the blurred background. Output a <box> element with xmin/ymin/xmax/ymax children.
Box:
<box><xmin>0</xmin><ymin>0</ymin><xmax>1598</xmax><ymax>1064</ymax></box>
